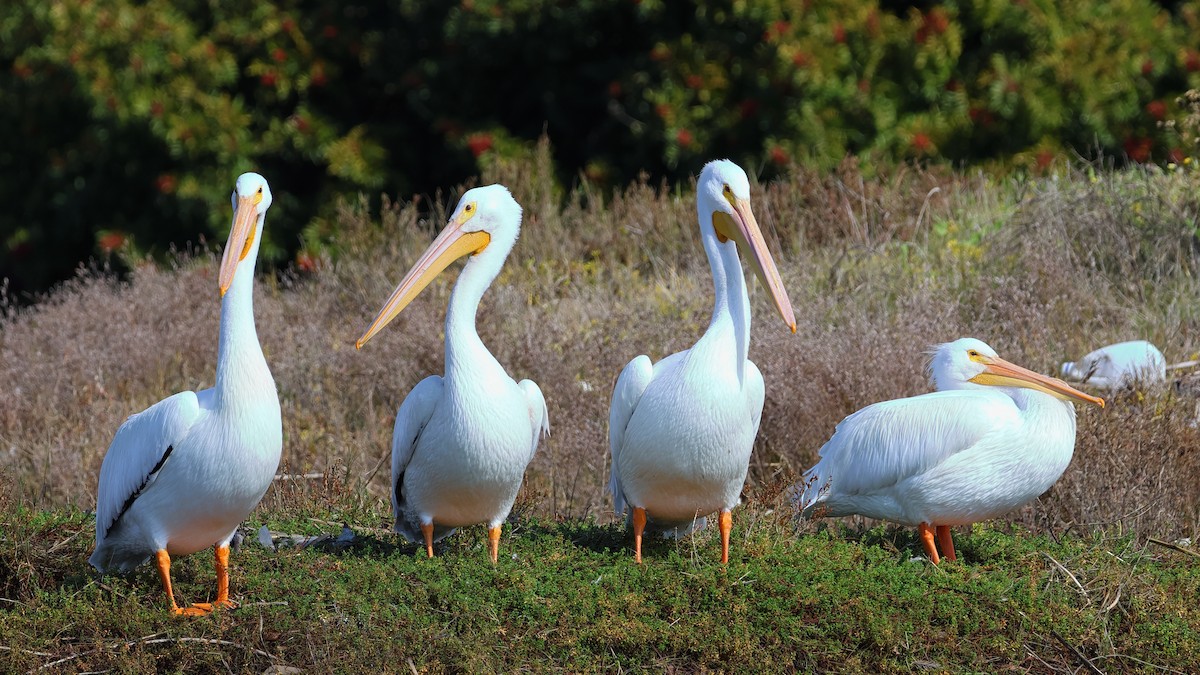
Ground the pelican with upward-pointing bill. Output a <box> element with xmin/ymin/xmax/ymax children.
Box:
<box><xmin>608</xmin><ymin>159</ymin><xmax>796</xmax><ymax>564</ymax></box>
<box><xmin>90</xmin><ymin>173</ymin><xmax>282</xmax><ymax>615</ymax></box>
<box><xmin>357</xmin><ymin>185</ymin><xmax>548</xmax><ymax>563</ymax></box>
<box><xmin>795</xmin><ymin>338</ymin><xmax>1105</xmax><ymax>564</ymax></box>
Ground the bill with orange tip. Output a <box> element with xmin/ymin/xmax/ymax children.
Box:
<box><xmin>711</xmin><ymin>188</ymin><xmax>796</xmax><ymax>333</ymax></box>
<box><xmin>357</xmin><ymin>204</ymin><xmax>491</xmax><ymax>349</ymax></box>
<box><xmin>969</xmin><ymin>351</ymin><xmax>1106</xmax><ymax>408</ymax></box>
<box><xmin>218</xmin><ymin>184</ymin><xmax>266</xmax><ymax>297</ymax></box>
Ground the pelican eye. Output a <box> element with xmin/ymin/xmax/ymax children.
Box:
<box><xmin>257</xmin><ymin>186</ymin><xmax>263</xmax><ymax>194</ymax></box>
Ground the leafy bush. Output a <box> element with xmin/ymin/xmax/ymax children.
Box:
<box><xmin>3</xmin><ymin>0</ymin><xmax>1200</xmax><ymax>297</ymax></box>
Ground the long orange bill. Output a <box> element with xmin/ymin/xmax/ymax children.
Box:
<box><xmin>973</xmin><ymin>356</ymin><xmax>1106</xmax><ymax>407</ymax></box>
<box><xmin>218</xmin><ymin>195</ymin><xmax>260</xmax><ymax>297</ymax></box>
<box><xmin>356</xmin><ymin>218</ymin><xmax>490</xmax><ymax>349</ymax></box>
<box><xmin>714</xmin><ymin>198</ymin><xmax>797</xmax><ymax>333</ymax></box>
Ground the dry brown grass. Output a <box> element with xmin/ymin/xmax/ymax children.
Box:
<box><xmin>2</xmin><ymin>149</ymin><xmax>1198</xmax><ymax>540</ymax></box>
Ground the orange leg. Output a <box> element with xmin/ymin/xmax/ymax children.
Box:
<box><xmin>918</xmin><ymin>522</ymin><xmax>941</xmax><ymax>565</ymax></box>
<box><xmin>632</xmin><ymin>507</ymin><xmax>647</xmax><ymax>564</ymax></box>
<box><xmin>421</xmin><ymin>522</ymin><xmax>435</xmax><ymax>558</ymax></box>
<box><xmin>718</xmin><ymin>511</ymin><xmax>732</xmax><ymax>565</ymax></box>
<box><xmin>188</xmin><ymin>544</ymin><xmax>237</xmax><ymax>613</ymax></box>
<box><xmin>155</xmin><ymin>549</ymin><xmax>183</xmax><ymax>614</ymax></box>
<box><xmin>936</xmin><ymin>525</ymin><xmax>957</xmax><ymax>562</ymax></box>
<box><xmin>487</xmin><ymin>526</ymin><xmax>501</xmax><ymax>564</ymax></box>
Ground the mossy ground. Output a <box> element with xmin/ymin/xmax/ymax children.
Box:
<box><xmin>1</xmin><ymin>498</ymin><xmax>1196</xmax><ymax>673</ymax></box>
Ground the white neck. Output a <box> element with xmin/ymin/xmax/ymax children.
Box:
<box><xmin>214</xmin><ymin>217</ymin><xmax>274</xmax><ymax>406</ymax></box>
<box><xmin>698</xmin><ymin>221</ymin><xmax>752</xmax><ymax>384</ymax></box>
<box><xmin>444</xmin><ymin>236</ymin><xmax>512</xmax><ymax>382</ymax></box>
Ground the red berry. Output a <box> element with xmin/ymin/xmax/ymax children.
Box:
<box><xmin>1141</xmin><ymin>59</ymin><xmax>1154</xmax><ymax>76</ymax></box>
<box><xmin>466</xmin><ymin>133</ymin><xmax>493</xmax><ymax>157</ymax></box>
<box><xmin>1145</xmin><ymin>100</ymin><xmax>1167</xmax><ymax>120</ymax></box>
<box><xmin>685</xmin><ymin>75</ymin><xmax>703</xmax><ymax>89</ymax></box>
<box><xmin>272</xmin><ymin>48</ymin><xmax>287</xmax><ymax>63</ymax></box>
<box><xmin>769</xmin><ymin>147</ymin><xmax>789</xmax><ymax>166</ymax></box>
<box><xmin>323</xmin><ymin>25</ymin><xmax>338</xmax><ymax>39</ymax></box>
<box><xmin>911</xmin><ymin>133</ymin><xmax>932</xmax><ymax>153</ymax></box>
<box><xmin>98</xmin><ymin>232</ymin><xmax>126</xmax><ymax>253</ymax></box>
<box><xmin>676</xmin><ymin>129</ymin><xmax>694</xmax><ymax>147</ymax></box>
<box><xmin>154</xmin><ymin>174</ymin><xmax>176</xmax><ymax>194</ymax></box>
<box><xmin>832</xmin><ymin>23</ymin><xmax>846</xmax><ymax>44</ymax></box>
<box><xmin>260</xmin><ymin>72</ymin><xmax>277</xmax><ymax>87</ymax></box>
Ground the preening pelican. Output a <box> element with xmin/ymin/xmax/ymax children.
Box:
<box><xmin>90</xmin><ymin>173</ymin><xmax>282</xmax><ymax>614</ymax></box>
<box><xmin>795</xmin><ymin>338</ymin><xmax>1104</xmax><ymax>564</ymax></box>
<box><xmin>1061</xmin><ymin>340</ymin><xmax>1166</xmax><ymax>389</ymax></box>
<box><xmin>357</xmin><ymin>185</ymin><xmax>548</xmax><ymax>563</ymax></box>
<box><xmin>608</xmin><ymin>159</ymin><xmax>796</xmax><ymax>564</ymax></box>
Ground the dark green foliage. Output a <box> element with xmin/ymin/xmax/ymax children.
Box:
<box><xmin>4</xmin><ymin>1</ymin><xmax>1200</xmax><ymax>296</ymax></box>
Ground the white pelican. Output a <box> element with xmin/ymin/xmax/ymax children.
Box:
<box><xmin>608</xmin><ymin>159</ymin><xmax>796</xmax><ymax>564</ymax></box>
<box><xmin>795</xmin><ymin>338</ymin><xmax>1104</xmax><ymax>564</ymax></box>
<box><xmin>1061</xmin><ymin>340</ymin><xmax>1166</xmax><ymax>389</ymax></box>
<box><xmin>90</xmin><ymin>173</ymin><xmax>282</xmax><ymax>614</ymax></box>
<box><xmin>357</xmin><ymin>185</ymin><xmax>548</xmax><ymax>563</ymax></box>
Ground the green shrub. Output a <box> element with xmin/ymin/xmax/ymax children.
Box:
<box><xmin>3</xmin><ymin>0</ymin><xmax>1200</xmax><ymax>297</ymax></box>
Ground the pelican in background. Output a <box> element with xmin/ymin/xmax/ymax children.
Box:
<box><xmin>608</xmin><ymin>159</ymin><xmax>796</xmax><ymax>564</ymax></box>
<box><xmin>357</xmin><ymin>185</ymin><xmax>548</xmax><ymax>563</ymax></box>
<box><xmin>795</xmin><ymin>338</ymin><xmax>1104</xmax><ymax>564</ymax></box>
<box><xmin>1061</xmin><ymin>340</ymin><xmax>1167</xmax><ymax>389</ymax></box>
<box><xmin>90</xmin><ymin>173</ymin><xmax>282</xmax><ymax>614</ymax></box>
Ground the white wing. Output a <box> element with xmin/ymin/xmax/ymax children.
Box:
<box><xmin>518</xmin><ymin>379</ymin><xmax>550</xmax><ymax>459</ymax></box>
<box><xmin>390</xmin><ymin>376</ymin><xmax>444</xmax><ymax>519</ymax></box>
<box><xmin>801</xmin><ymin>389</ymin><xmax>1020</xmax><ymax>507</ymax></box>
<box><xmin>607</xmin><ymin>354</ymin><xmax>654</xmax><ymax>515</ymax></box>
<box><xmin>94</xmin><ymin>391</ymin><xmax>203</xmax><ymax>544</ymax></box>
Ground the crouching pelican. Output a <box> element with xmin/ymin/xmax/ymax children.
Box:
<box><xmin>90</xmin><ymin>173</ymin><xmax>282</xmax><ymax>615</ymax></box>
<box><xmin>1061</xmin><ymin>340</ymin><xmax>1167</xmax><ymax>389</ymax></box>
<box><xmin>795</xmin><ymin>338</ymin><xmax>1105</xmax><ymax>564</ymax></box>
<box><xmin>357</xmin><ymin>185</ymin><xmax>549</xmax><ymax>563</ymax></box>
<box><xmin>608</xmin><ymin>159</ymin><xmax>796</xmax><ymax>564</ymax></box>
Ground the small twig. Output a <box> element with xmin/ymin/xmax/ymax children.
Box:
<box><xmin>239</xmin><ymin>601</ymin><xmax>290</xmax><ymax>608</ymax></box>
<box><xmin>1165</xmin><ymin>360</ymin><xmax>1199</xmax><ymax>372</ymax></box>
<box><xmin>1049</xmin><ymin>628</ymin><xmax>1105</xmax><ymax>675</ymax></box>
<box><xmin>1147</xmin><ymin>537</ymin><xmax>1200</xmax><ymax>559</ymax></box>
<box><xmin>141</xmin><ymin>637</ymin><xmax>276</xmax><ymax>660</ymax></box>
<box><xmin>0</xmin><ymin>645</ymin><xmax>55</xmax><ymax>658</ymax></box>
<box><xmin>273</xmin><ymin>473</ymin><xmax>324</xmax><ymax>481</ymax></box>
<box><xmin>34</xmin><ymin>632</ymin><xmax>276</xmax><ymax>672</ymax></box>
<box><xmin>1092</xmin><ymin>653</ymin><xmax>1187</xmax><ymax>674</ymax></box>
<box><xmin>1041</xmin><ymin>552</ymin><xmax>1089</xmax><ymax>601</ymax></box>
<box><xmin>360</xmin><ymin>452</ymin><xmax>390</xmax><ymax>490</ymax></box>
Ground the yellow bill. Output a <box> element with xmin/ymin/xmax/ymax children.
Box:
<box><xmin>971</xmin><ymin>355</ymin><xmax>1106</xmax><ymax>407</ymax></box>
<box><xmin>712</xmin><ymin>197</ymin><xmax>797</xmax><ymax>333</ymax></box>
<box><xmin>357</xmin><ymin>216</ymin><xmax>490</xmax><ymax>349</ymax></box>
<box><xmin>218</xmin><ymin>195</ymin><xmax>260</xmax><ymax>297</ymax></box>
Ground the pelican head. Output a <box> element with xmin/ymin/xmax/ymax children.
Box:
<box><xmin>697</xmin><ymin>160</ymin><xmax>796</xmax><ymax>332</ymax></box>
<box><xmin>219</xmin><ymin>172</ymin><xmax>273</xmax><ymax>297</ymax></box>
<box><xmin>357</xmin><ymin>184</ymin><xmax>520</xmax><ymax>349</ymax></box>
<box><xmin>930</xmin><ymin>337</ymin><xmax>1105</xmax><ymax>407</ymax></box>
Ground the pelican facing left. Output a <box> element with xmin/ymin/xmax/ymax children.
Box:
<box><xmin>90</xmin><ymin>173</ymin><xmax>282</xmax><ymax>615</ymax></box>
<box><xmin>357</xmin><ymin>185</ymin><xmax>549</xmax><ymax>563</ymax></box>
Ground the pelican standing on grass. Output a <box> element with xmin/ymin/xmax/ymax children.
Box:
<box><xmin>795</xmin><ymin>338</ymin><xmax>1105</xmax><ymax>564</ymax></box>
<box><xmin>90</xmin><ymin>173</ymin><xmax>282</xmax><ymax>615</ymax></box>
<box><xmin>357</xmin><ymin>185</ymin><xmax>548</xmax><ymax>563</ymax></box>
<box><xmin>608</xmin><ymin>159</ymin><xmax>796</xmax><ymax>564</ymax></box>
